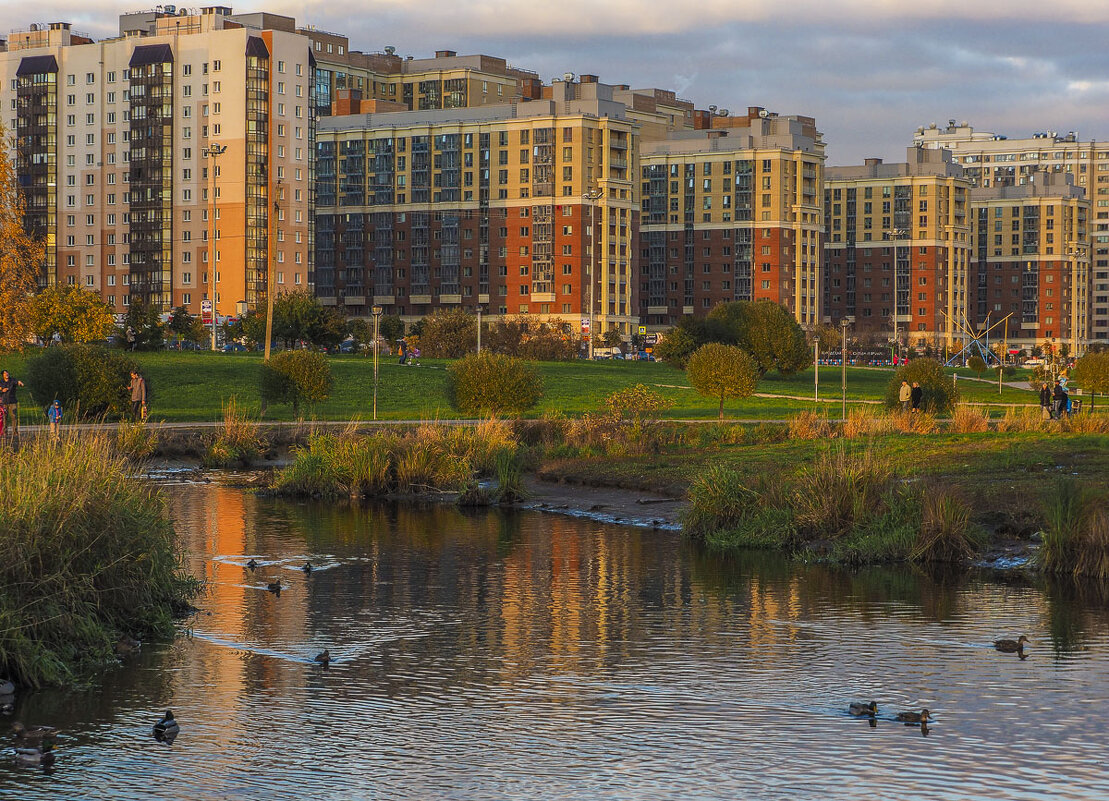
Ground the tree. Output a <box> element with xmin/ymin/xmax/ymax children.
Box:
<box><xmin>167</xmin><ymin>306</ymin><xmax>207</xmax><ymax>345</ymax></box>
<box><xmin>446</xmin><ymin>353</ymin><xmax>543</xmax><ymax>416</ymax></box>
<box><xmin>686</xmin><ymin>343</ymin><xmax>759</xmax><ymax>419</ymax></box>
<box><xmin>419</xmin><ymin>308</ymin><xmax>477</xmax><ymax>358</ymax></box>
<box><xmin>601</xmin><ymin>329</ymin><xmax>624</xmax><ymax>348</ymax></box>
<box><xmin>968</xmin><ymin>355</ymin><xmax>987</xmax><ymax>379</ymax></box>
<box><xmin>883</xmin><ymin>358</ymin><xmax>959</xmax><ymax>414</ymax></box>
<box><xmin>1073</xmin><ymin>351</ymin><xmax>1109</xmax><ymax>409</ymax></box>
<box><xmin>653</xmin><ymin>325</ymin><xmax>699</xmax><ymax>369</ymax></box>
<box><xmin>0</xmin><ymin>124</ymin><xmax>45</xmax><ymax>351</ymax></box>
<box><xmin>708</xmin><ymin>300</ymin><xmax>810</xmax><ymax>375</ymax></box>
<box><xmin>811</xmin><ymin>324</ymin><xmax>842</xmax><ymax>355</ymax></box>
<box><xmin>27</xmin><ymin>285</ymin><xmax>115</xmax><ymax>344</ymax></box>
<box><xmin>25</xmin><ymin>344</ymin><xmax>139</xmax><ymax>419</ymax></box>
<box><xmin>121</xmin><ymin>300</ymin><xmax>165</xmax><ymax>350</ymax></box>
<box><xmin>380</xmin><ymin>315</ymin><xmax>405</xmax><ymax>344</ymax></box>
<box><xmin>260</xmin><ymin>350</ymin><xmax>333</xmax><ymax>416</ymax></box>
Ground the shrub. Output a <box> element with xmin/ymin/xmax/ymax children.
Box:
<box><xmin>419</xmin><ymin>308</ymin><xmax>477</xmax><ymax>358</ymax></box>
<box><xmin>203</xmin><ymin>398</ymin><xmax>265</xmax><ymax>468</ymax></box>
<box><xmin>910</xmin><ymin>488</ymin><xmax>981</xmax><ymax>562</ymax></box>
<box><xmin>27</xmin><ymin>284</ymin><xmax>116</xmax><ymax>344</ymax></box>
<box><xmin>0</xmin><ymin>435</ymin><xmax>198</xmax><ymax>686</ymax></box>
<box><xmin>446</xmin><ymin>353</ymin><xmax>543</xmax><ymax>416</ymax></box>
<box><xmin>686</xmin><ymin>343</ymin><xmax>759</xmax><ymax>419</ymax></box>
<box><xmin>949</xmin><ymin>404</ymin><xmax>991</xmax><ymax>433</ymax></box>
<box><xmin>260</xmin><ymin>350</ymin><xmax>332</xmax><ymax>415</ymax></box>
<box><xmin>883</xmin><ymin>359</ymin><xmax>958</xmax><ymax>414</ymax></box>
<box><xmin>967</xmin><ymin>355</ymin><xmax>987</xmax><ymax>378</ymax></box>
<box><xmin>25</xmin><ymin>344</ymin><xmax>139</xmax><ymax>419</ymax></box>
<box><xmin>788</xmin><ymin>410</ymin><xmax>833</xmax><ymax>440</ymax></box>
<box><xmin>792</xmin><ymin>447</ymin><xmax>894</xmax><ymax>539</ymax></box>
<box><xmin>115</xmin><ymin>421</ymin><xmax>158</xmax><ymax>462</ymax></box>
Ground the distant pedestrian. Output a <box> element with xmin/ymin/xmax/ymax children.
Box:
<box><xmin>126</xmin><ymin>326</ymin><xmax>137</xmax><ymax>351</ymax></box>
<box><xmin>1039</xmin><ymin>382</ymin><xmax>1052</xmax><ymax>421</ymax></box>
<box><xmin>899</xmin><ymin>380</ymin><xmax>911</xmax><ymax>411</ymax></box>
<box><xmin>1052</xmin><ymin>380</ymin><xmax>1067</xmax><ymax>420</ymax></box>
<box><xmin>46</xmin><ymin>400</ymin><xmax>63</xmax><ymax>440</ymax></box>
<box><xmin>398</xmin><ymin>340</ymin><xmax>408</xmax><ymax>365</ymax></box>
<box><xmin>128</xmin><ymin>371</ymin><xmax>147</xmax><ymax>421</ymax></box>
<box><xmin>910</xmin><ymin>382</ymin><xmax>923</xmax><ymax>412</ymax></box>
<box><xmin>0</xmin><ymin>369</ymin><xmax>25</xmax><ymax>438</ymax></box>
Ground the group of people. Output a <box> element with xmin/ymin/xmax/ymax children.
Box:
<box><xmin>1040</xmin><ymin>380</ymin><xmax>1072</xmax><ymax>420</ymax></box>
<box><xmin>898</xmin><ymin>380</ymin><xmax>924</xmax><ymax>412</ymax></box>
<box><xmin>0</xmin><ymin>368</ymin><xmax>148</xmax><ymax>442</ymax></box>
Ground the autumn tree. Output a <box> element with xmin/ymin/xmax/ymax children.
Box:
<box><xmin>686</xmin><ymin>343</ymin><xmax>759</xmax><ymax>419</ymax></box>
<box><xmin>419</xmin><ymin>308</ymin><xmax>477</xmax><ymax>358</ymax></box>
<box><xmin>967</xmin><ymin>355</ymin><xmax>987</xmax><ymax>379</ymax></box>
<box><xmin>708</xmin><ymin>300</ymin><xmax>810</xmax><ymax>375</ymax></box>
<box><xmin>27</xmin><ymin>285</ymin><xmax>115</xmax><ymax>344</ymax></box>
<box><xmin>0</xmin><ymin>125</ymin><xmax>45</xmax><ymax>350</ymax></box>
<box><xmin>1073</xmin><ymin>351</ymin><xmax>1109</xmax><ymax>409</ymax></box>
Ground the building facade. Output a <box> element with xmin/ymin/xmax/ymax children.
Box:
<box><xmin>0</xmin><ymin>7</ymin><xmax>314</xmax><ymax>318</ymax></box>
<box><xmin>824</xmin><ymin>148</ymin><xmax>973</xmax><ymax>348</ymax></box>
<box><xmin>638</xmin><ymin>111</ymin><xmax>825</xmax><ymax>328</ymax></box>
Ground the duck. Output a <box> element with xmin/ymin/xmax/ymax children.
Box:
<box><xmin>246</xmin><ymin>559</ymin><xmax>259</xmax><ymax>571</ymax></box>
<box><xmin>11</xmin><ymin>722</ymin><xmax>58</xmax><ymax>743</ymax></box>
<box><xmin>0</xmin><ymin>681</ymin><xmax>14</xmax><ymax>696</ymax></box>
<box><xmin>14</xmin><ymin>742</ymin><xmax>55</xmax><ymax>767</ymax></box>
<box><xmin>994</xmin><ymin>635</ymin><xmax>1030</xmax><ymax>653</ymax></box>
<box><xmin>115</xmin><ymin>637</ymin><xmax>142</xmax><ymax>656</ymax></box>
<box><xmin>152</xmin><ymin>711</ymin><xmax>179</xmax><ymax>738</ymax></box>
<box><xmin>302</xmin><ymin>562</ymin><xmax>313</xmax><ymax>574</ymax></box>
<box><xmin>895</xmin><ymin>709</ymin><xmax>931</xmax><ymax>724</ymax></box>
<box><xmin>848</xmin><ymin>701</ymin><xmax>878</xmax><ymax>716</ymax></box>
<box><xmin>266</xmin><ymin>578</ymin><xmax>282</xmax><ymax>593</ymax></box>
<box><xmin>313</xmin><ymin>649</ymin><xmax>331</xmax><ymax>667</ymax></box>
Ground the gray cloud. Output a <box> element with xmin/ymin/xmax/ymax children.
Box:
<box><xmin>14</xmin><ymin>1</ymin><xmax>1109</xmax><ymax>163</ymax></box>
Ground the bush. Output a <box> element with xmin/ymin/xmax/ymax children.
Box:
<box><xmin>419</xmin><ymin>308</ymin><xmax>477</xmax><ymax>358</ymax></box>
<box><xmin>686</xmin><ymin>343</ymin><xmax>759</xmax><ymax>418</ymax></box>
<box><xmin>967</xmin><ymin>355</ymin><xmax>987</xmax><ymax>378</ymax></box>
<box><xmin>446</xmin><ymin>353</ymin><xmax>543</xmax><ymax>416</ymax></box>
<box><xmin>883</xmin><ymin>359</ymin><xmax>959</xmax><ymax>414</ymax></box>
<box><xmin>260</xmin><ymin>350</ymin><xmax>332</xmax><ymax>415</ymax></box>
<box><xmin>25</xmin><ymin>344</ymin><xmax>139</xmax><ymax>419</ymax></box>
<box><xmin>0</xmin><ymin>435</ymin><xmax>198</xmax><ymax>687</ymax></box>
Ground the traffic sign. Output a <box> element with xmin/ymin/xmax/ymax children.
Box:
<box><xmin>201</xmin><ymin>299</ymin><xmax>212</xmax><ymax>313</ymax></box>
<box><xmin>637</xmin><ymin>325</ymin><xmax>647</xmax><ymax>336</ymax></box>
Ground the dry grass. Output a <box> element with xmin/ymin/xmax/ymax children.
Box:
<box><xmin>788</xmin><ymin>410</ymin><xmax>834</xmax><ymax>440</ymax></box>
<box><xmin>842</xmin><ymin>409</ymin><xmax>896</xmax><ymax>438</ymax></box>
<box><xmin>996</xmin><ymin>406</ymin><xmax>1049</xmax><ymax>433</ymax></box>
<box><xmin>892</xmin><ymin>410</ymin><xmax>939</xmax><ymax>434</ymax></box>
<box><xmin>1062</xmin><ymin>412</ymin><xmax>1109</xmax><ymax>435</ymax></box>
<box><xmin>204</xmin><ymin>398</ymin><xmax>266</xmax><ymax>468</ymax></box>
<box><xmin>911</xmin><ymin>488</ymin><xmax>979</xmax><ymax>562</ymax></box>
<box><xmin>948</xmin><ymin>405</ymin><xmax>991</xmax><ymax>434</ymax></box>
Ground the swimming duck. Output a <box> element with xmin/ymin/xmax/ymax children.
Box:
<box><xmin>313</xmin><ymin>649</ymin><xmax>331</xmax><ymax>667</ymax></box>
<box><xmin>246</xmin><ymin>559</ymin><xmax>259</xmax><ymax>571</ymax></box>
<box><xmin>266</xmin><ymin>579</ymin><xmax>282</xmax><ymax>593</ymax></box>
<box><xmin>11</xmin><ymin>722</ymin><xmax>58</xmax><ymax>743</ymax></box>
<box><xmin>0</xmin><ymin>681</ymin><xmax>14</xmax><ymax>696</ymax></box>
<box><xmin>14</xmin><ymin>742</ymin><xmax>55</xmax><ymax>767</ymax></box>
<box><xmin>994</xmin><ymin>636</ymin><xmax>1029</xmax><ymax>653</ymax></box>
<box><xmin>153</xmin><ymin>711</ymin><xmax>179</xmax><ymax>738</ymax></box>
<box><xmin>115</xmin><ymin>637</ymin><xmax>141</xmax><ymax>656</ymax></box>
<box><xmin>895</xmin><ymin>709</ymin><xmax>931</xmax><ymax>724</ymax></box>
<box><xmin>302</xmin><ymin>562</ymin><xmax>313</xmax><ymax>574</ymax></box>
<box><xmin>848</xmin><ymin>701</ymin><xmax>878</xmax><ymax>716</ymax></box>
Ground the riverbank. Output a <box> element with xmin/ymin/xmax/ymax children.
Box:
<box><xmin>0</xmin><ymin>435</ymin><xmax>199</xmax><ymax>689</ymax></box>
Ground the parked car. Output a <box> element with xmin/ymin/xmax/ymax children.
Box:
<box><xmin>222</xmin><ymin>342</ymin><xmax>246</xmax><ymax>353</ymax></box>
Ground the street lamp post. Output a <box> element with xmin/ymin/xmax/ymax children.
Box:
<box><xmin>476</xmin><ymin>305</ymin><xmax>484</xmax><ymax>354</ymax></box>
<box><xmin>582</xmin><ymin>188</ymin><xmax>603</xmax><ymax>360</ymax></box>
<box><xmin>203</xmin><ymin>144</ymin><xmax>227</xmax><ymax>352</ymax></box>
<box><xmin>264</xmin><ymin>183</ymin><xmax>281</xmax><ymax>362</ymax></box>
<box><xmin>841</xmin><ymin>317</ymin><xmax>852</xmax><ymax>421</ymax></box>
<box><xmin>888</xmin><ymin>227</ymin><xmax>908</xmax><ymax>363</ymax></box>
<box><xmin>813</xmin><ymin>336</ymin><xmax>820</xmax><ymax>402</ymax></box>
<box><xmin>371</xmin><ymin>305</ymin><xmax>383</xmax><ymax>421</ymax></box>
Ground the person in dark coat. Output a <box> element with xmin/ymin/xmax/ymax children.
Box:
<box><xmin>910</xmin><ymin>382</ymin><xmax>923</xmax><ymax>412</ymax></box>
<box><xmin>1052</xmin><ymin>380</ymin><xmax>1068</xmax><ymax>419</ymax></box>
<box><xmin>1039</xmin><ymin>382</ymin><xmax>1052</xmax><ymax>420</ymax></box>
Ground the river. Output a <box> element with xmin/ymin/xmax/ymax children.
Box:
<box><xmin>3</xmin><ymin>477</ymin><xmax>1109</xmax><ymax>800</ymax></box>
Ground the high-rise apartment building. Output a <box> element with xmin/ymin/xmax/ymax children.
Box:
<box><xmin>824</xmin><ymin>148</ymin><xmax>972</xmax><ymax>347</ymax></box>
<box><xmin>639</xmin><ymin>109</ymin><xmax>825</xmax><ymax>327</ymax></box>
<box><xmin>915</xmin><ymin>120</ymin><xmax>1107</xmax><ymax>344</ymax></box>
<box><xmin>314</xmin><ymin>78</ymin><xmax>639</xmax><ymax>334</ymax></box>
<box><xmin>0</xmin><ymin>7</ymin><xmax>313</xmax><ymax>317</ymax></box>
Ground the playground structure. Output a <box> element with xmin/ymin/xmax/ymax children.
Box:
<box><xmin>943</xmin><ymin>312</ymin><xmax>1013</xmax><ymax>368</ymax></box>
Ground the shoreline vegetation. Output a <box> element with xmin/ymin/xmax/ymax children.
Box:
<box><xmin>0</xmin><ymin>435</ymin><xmax>199</xmax><ymax>689</ymax></box>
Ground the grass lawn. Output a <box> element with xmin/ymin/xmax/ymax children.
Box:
<box><xmin>0</xmin><ymin>350</ymin><xmax>1041</xmax><ymax>424</ymax></box>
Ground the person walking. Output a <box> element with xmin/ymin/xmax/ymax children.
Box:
<box><xmin>899</xmin><ymin>380</ymin><xmax>912</xmax><ymax>412</ymax></box>
<box><xmin>46</xmin><ymin>400</ymin><xmax>63</xmax><ymax>440</ymax></box>
<box><xmin>0</xmin><ymin>369</ymin><xmax>25</xmax><ymax>439</ymax></box>
<box><xmin>127</xmin><ymin>371</ymin><xmax>147</xmax><ymax>421</ymax></box>
<box><xmin>1039</xmin><ymin>382</ymin><xmax>1053</xmax><ymax>421</ymax></box>
<box><xmin>910</xmin><ymin>382</ymin><xmax>923</xmax><ymax>413</ymax></box>
<box><xmin>1052</xmin><ymin>380</ymin><xmax>1067</xmax><ymax>420</ymax></box>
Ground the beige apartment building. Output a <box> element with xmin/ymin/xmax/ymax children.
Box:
<box><xmin>0</xmin><ymin>7</ymin><xmax>313</xmax><ymax>318</ymax></box>
<box><xmin>640</xmin><ymin>109</ymin><xmax>825</xmax><ymax>328</ymax></box>
<box><xmin>915</xmin><ymin>120</ymin><xmax>1107</xmax><ymax>344</ymax></box>
<box><xmin>315</xmin><ymin>77</ymin><xmax>639</xmax><ymax>335</ymax></box>
<box><xmin>824</xmin><ymin>148</ymin><xmax>973</xmax><ymax>348</ymax></box>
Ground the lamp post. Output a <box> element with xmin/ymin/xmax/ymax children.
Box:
<box><xmin>264</xmin><ymin>182</ymin><xmax>281</xmax><ymax>362</ymax></box>
<box><xmin>203</xmin><ymin>143</ymin><xmax>227</xmax><ymax>351</ymax></box>
<box><xmin>582</xmin><ymin>188</ymin><xmax>603</xmax><ymax>360</ymax></box>
<box><xmin>888</xmin><ymin>227</ymin><xmax>908</xmax><ymax>363</ymax></box>
<box><xmin>813</xmin><ymin>336</ymin><xmax>820</xmax><ymax>402</ymax></box>
<box><xmin>476</xmin><ymin>305</ymin><xmax>484</xmax><ymax>354</ymax></box>
<box><xmin>1067</xmin><ymin>245</ymin><xmax>1087</xmax><ymax>357</ymax></box>
<box><xmin>371</xmin><ymin>305</ymin><xmax>383</xmax><ymax>421</ymax></box>
<box><xmin>841</xmin><ymin>317</ymin><xmax>853</xmax><ymax>421</ymax></box>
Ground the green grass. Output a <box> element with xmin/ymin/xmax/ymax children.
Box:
<box><xmin>0</xmin><ymin>350</ymin><xmax>1041</xmax><ymax>424</ymax></box>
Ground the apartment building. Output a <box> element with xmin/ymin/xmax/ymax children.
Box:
<box><xmin>824</xmin><ymin>148</ymin><xmax>972</xmax><ymax>347</ymax></box>
<box><xmin>970</xmin><ymin>174</ymin><xmax>1090</xmax><ymax>354</ymax></box>
<box><xmin>915</xmin><ymin>120</ymin><xmax>1107</xmax><ymax>344</ymax></box>
<box><xmin>314</xmin><ymin>78</ymin><xmax>639</xmax><ymax>335</ymax></box>
<box><xmin>0</xmin><ymin>7</ymin><xmax>313</xmax><ymax>317</ymax></box>
<box><xmin>639</xmin><ymin>109</ymin><xmax>825</xmax><ymax>328</ymax></box>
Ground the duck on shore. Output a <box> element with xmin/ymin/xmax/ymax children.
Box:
<box><xmin>848</xmin><ymin>701</ymin><xmax>878</xmax><ymax>716</ymax></box>
<box><xmin>895</xmin><ymin>709</ymin><xmax>931</xmax><ymax>724</ymax></box>
<box><xmin>994</xmin><ymin>635</ymin><xmax>1029</xmax><ymax>653</ymax></box>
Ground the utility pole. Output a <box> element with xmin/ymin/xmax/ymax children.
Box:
<box><xmin>841</xmin><ymin>317</ymin><xmax>852</xmax><ymax>421</ymax></box>
<box><xmin>813</xmin><ymin>336</ymin><xmax>819</xmax><ymax>402</ymax></box>
<box><xmin>371</xmin><ymin>305</ymin><xmax>383</xmax><ymax>421</ymax></box>
<box><xmin>202</xmin><ymin>143</ymin><xmax>226</xmax><ymax>351</ymax></box>
<box><xmin>582</xmin><ymin>188</ymin><xmax>603</xmax><ymax>360</ymax></box>
<box><xmin>476</xmin><ymin>305</ymin><xmax>483</xmax><ymax>354</ymax></box>
<box><xmin>264</xmin><ymin>184</ymin><xmax>280</xmax><ymax>361</ymax></box>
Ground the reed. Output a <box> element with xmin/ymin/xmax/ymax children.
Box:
<box><xmin>115</xmin><ymin>420</ymin><xmax>158</xmax><ymax>462</ymax></box>
<box><xmin>0</xmin><ymin>434</ymin><xmax>198</xmax><ymax>687</ymax></box>
<box><xmin>792</xmin><ymin>446</ymin><xmax>894</xmax><ymax>539</ymax></box>
<box><xmin>203</xmin><ymin>398</ymin><xmax>266</xmax><ymax>468</ymax></box>
<box><xmin>788</xmin><ymin>410</ymin><xmax>834</xmax><ymax>440</ymax></box>
<box><xmin>1037</xmin><ymin>479</ymin><xmax>1109</xmax><ymax>578</ymax></box>
<box><xmin>948</xmin><ymin>405</ymin><xmax>991</xmax><ymax>434</ymax></box>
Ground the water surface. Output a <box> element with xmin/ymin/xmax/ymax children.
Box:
<box><xmin>3</xmin><ymin>479</ymin><xmax>1108</xmax><ymax>800</ymax></box>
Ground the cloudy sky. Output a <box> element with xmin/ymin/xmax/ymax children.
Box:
<box><xmin>20</xmin><ymin>0</ymin><xmax>1109</xmax><ymax>164</ymax></box>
